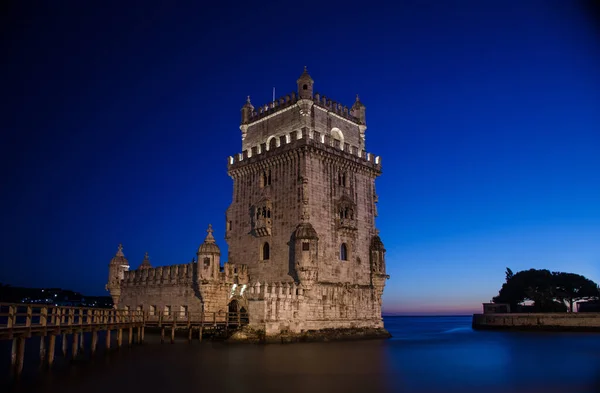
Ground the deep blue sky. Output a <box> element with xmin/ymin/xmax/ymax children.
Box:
<box><xmin>1</xmin><ymin>1</ymin><xmax>599</xmax><ymax>314</ymax></box>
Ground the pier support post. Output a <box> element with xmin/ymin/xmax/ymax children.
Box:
<box><xmin>128</xmin><ymin>327</ymin><xmax>133</xmax><ymax>346</ymax></box>
<box><xmin>72</xmin><ymin>333</ymin><xmax>79</xmax><ymax>359</ymax></box>
<box><xmin>91</xmin><ymin>330</ymin><xmax>98</xmax><ymax>355</ymax></box>
<box><xmin>47</xmin><ymin>335</ymin><xmax>56</xmax><ymax>368</ymax></box>
<box><xmin>117</xmin><ymin>329</ymin><xmax>123</xmax><ymax>348</ymax></box>
<box><xmin>141</xmin><ymin>326</ymin><xmax>145</xmax><ymax>343</ymax></box>
<box><xmin>39</xmin><ymin>336</ymin><xmax>46</xmax><ymax>365</ymax></box>
<box><xmin>188</xmin><ymin>327</ymin><xmax>193</xmax><ymax>343</ymax></box>
<box><xmin>62</xmin><ymin>334</ymin><xmax>67</xmax><ymax>357</ymax></box>
<box><xmin>106</xmin><ymin>330</ymin><xmax>111</xmax><ymax>350</ymax></box>
<box><xmin>10</xmin><ymin>338</ymin><xmax>17</xmax><ymax>373</ymax></box>
<box><xmin>160</xmin><ymin>327</ymin><xmax>165</xmax><ymax>344</ymax></box>
<box><xmin>11</xmin><ymin>337</ymin><xmax>26</xmax><ymax>377</ymax></box>
<box><xmin>79</xmin><ymin>331</ymin><xmax>84</xmax><ymax>354</ymax></box>
<box><xmin>171</xmin><ymin>325</ymin><xmax>175</xmax><ymax>344</ymax></box>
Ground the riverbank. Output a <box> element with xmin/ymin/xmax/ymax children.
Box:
<box><xmin>472</xmin><ymin>312</ymin><xmax>600</xmax><ymax>332</ymax></box>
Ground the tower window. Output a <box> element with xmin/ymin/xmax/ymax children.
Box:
<box><xmin>337</xmin><ymin>172</ymin><xmax>347</xmax><ymax>187</ymax></box>
<box><xmin>262</xmin><ymin>242</ymin><xmax>270</xmax><ymax>260</ymax></box>
<box><xmin>340</xmin><ymin>243</ymin><xmax>348</xmax><ymax>261</ymax></box>
<box><xmin>302</xmin><ymin>242</ymin><xmax>310</xmax><ymax>251</ymax></box>
<box><xmin>261</xmin><ymin>170</ymin><xmax>272</xmax><ymax>187</ymax></box>
<box><xmin>204</xmin><ymin>257</ymin><xmax>210</xmax><ymax>268</ymax></box>
<box><xmin>303</xmin><ymin>84</ymin><xmax>307</xmax><ymax>90</ymax></box>
<box><xmin>227</xmin><ymin>220</ymin><xmax>232</xmax><ymax>231</ymax></box>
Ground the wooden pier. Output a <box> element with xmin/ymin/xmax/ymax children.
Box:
<box><xmin>0</xmin><ymin>302</ymin><xmax>248</xmax><ymax>378</ymax></box>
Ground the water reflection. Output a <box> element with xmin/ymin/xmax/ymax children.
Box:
<box><xmin>2</xmin><ymin>316</ymin><xmax>600</xmax><ymax>393</ymax></box>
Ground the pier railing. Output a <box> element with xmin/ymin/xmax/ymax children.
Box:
<box><xmin>0</xmin><ymin>302</ymin><xmax>249</xmax><ymax>377</ymax></box>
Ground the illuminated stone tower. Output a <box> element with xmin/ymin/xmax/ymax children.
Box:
<box><xmin>226</xmin><ymin>68</ymin><xmax>389</xmax><ymax>335</ymax></box>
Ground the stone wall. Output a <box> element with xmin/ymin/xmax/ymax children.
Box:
<box><xmin>305</xmin><ymin>146</ymin><xmax>379</xmax><ymax>285</ymax></box>
<box><xmin>472</xmin><ymin>313</ymin><xmax>600</xmax><ymax>331</ymax></box>
<box><xmin>226</xmin><ymin>148</ymin><xmax>302</xmax><ymax>283</ymax></box>
<box><xmin>245</xmin><ymin>281</ymin><xmax>383</xmax><ymax>335</ymax></box>
<box><xmin>118</xmin><ymin>282</ymin><xmax>203</xmax><ymax>315</ymax></box>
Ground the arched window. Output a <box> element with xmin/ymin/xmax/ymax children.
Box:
<box><xmin>303</xmin><ymin>84</ymin><xmax>308</xmax><ymax>90</ymax></box>
<box><xmin>340</xmin><ymin>243</ymin><xmax>348</xmax><ymax>261</ymax></box>
<box><xmin>203</xmin><ymin>257</ymin><xmax>210</xmax><ymax>268</ymax></box>
<box><xmin>262</xmin><ymin>242</ymin><xmax>270</xmax><ymax>260</ymax></box>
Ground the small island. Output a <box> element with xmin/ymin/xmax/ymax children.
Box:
<box><xmin>472</xmin><ymin>268</ymin><xmax>600</xmax><ymax>331</ymax></box>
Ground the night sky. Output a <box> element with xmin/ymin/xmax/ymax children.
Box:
<box><xmin>2</xmin><ymin>1</ymin><xmax>599</xmax><ymax>314</ymax></box>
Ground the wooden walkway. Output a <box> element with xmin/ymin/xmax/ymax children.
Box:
<box><xmin>0</xmin><ymin>303</ymin><xmax>248</xmax><ymax>378</ymax></box>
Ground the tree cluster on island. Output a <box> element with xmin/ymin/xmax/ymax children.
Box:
<box><xmin>493</xmin><ymin>268</ymin><xmax>600</xmax><ymax>313</ymax></box>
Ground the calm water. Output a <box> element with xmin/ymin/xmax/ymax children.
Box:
<box><xmin>2</xmin><ymin>316</ymin><xmax>600</xmax><ymax>393</ymax></box>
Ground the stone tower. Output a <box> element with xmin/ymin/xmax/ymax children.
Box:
<box><xmin>226</xmin><ymin>68</ymin><xmax>388</xmax><ymax>335</ymax></box>
<box><xmin>105</xmin><ymin>244</ymin><xmax>130</xmax><ymax>307</ymax></box>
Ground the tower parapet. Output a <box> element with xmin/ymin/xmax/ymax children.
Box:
<box><xmin>227</xmin><ymin>128</ymin><xmax>381</xmax><ymax>170</ymax></box>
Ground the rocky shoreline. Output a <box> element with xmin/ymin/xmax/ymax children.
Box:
<box><xmin>228</xmin><ymin>326</ymin><xmax>392</xmax><ymax>344</ymax></box>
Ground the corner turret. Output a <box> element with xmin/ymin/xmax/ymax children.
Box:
<box><xmin>297</xmin><ymin>66</ymin><xmax>314</xmax><ymax>99</ymax></box>
<box><xmin>293</xmin><ymin>222</ymin><xmax>319</xmax><ymax>289</ymax></box>
<box><xmin>352</xmin><ymin>94</ymin><xmax>367</xmax><ymax>145</ymax></box>
<box><xmin>105</xmin><ymin>244</ymin><xmax>130</xmax><ymax>307</ymax></box>
<box><xmin>197</xmin><ymin>224</ymin><xmax>221</xmax><ymax>281</ymax></box>
<box><xmin>240</xmin><ymin>96</ymin><xmax>254</xmax><ymax>142</ymax></box>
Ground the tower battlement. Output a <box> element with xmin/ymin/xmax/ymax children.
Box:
<box><xmin>243</xmin><ymin>91</ymin><xmax>362</xmax><ymax>126</ymax></box>
<box><xmin>228</xmin><ymin>127</ymin><xmax>381</xmax><ymax>170</ymax></box>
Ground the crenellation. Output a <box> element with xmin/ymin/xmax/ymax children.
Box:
<box><xmin>227</xmin><ymin>129</ymin><xmax>381</xmax><ymax>170</ymax></box>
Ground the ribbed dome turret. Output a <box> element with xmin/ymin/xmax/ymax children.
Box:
<box><xmin>197</xmin><ymin>224</ymin><xmax>220</xmax><ymax>254</ymax></box>
<box><xmin>297</xmin><ymin>66</ymin><xmax>314</xmax><ymax>99</ymax></box>
<box><xmin>294</xmin><ymin>222</ymin><xmax>319</xmax><ymax>240</ymax></box>
<box><xmin>110</xmin><ymin>244</ymin><xmax>129</xmax><ymax>266</ymax></box>
<box><xmin>352</xmin><ymin>94</ymin><xmax>365</xmax><ymax>109</ymax></box>
<box><xmin>297</xmin><ymin>66</ymin><xmax>314</xmax><ymax>85</ymax></box>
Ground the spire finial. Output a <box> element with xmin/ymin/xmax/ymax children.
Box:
<box><xmin>356</xmin><ymin>94</ymin><xmax>360</xmax><ymax>101</ymax></box>
<box><xmin>116</xmin><ymin>244</ymin><xmax>124</xmax><ymax>257</ymax></box>
<box><xmin>204</xmin><ymin>224</ymin><xmax>215</xmax><ymax>243</ymax></box>
<box><xmin>140</xmin><ymin>250</ymin><xmax>151</xmax><ymax>268</ymax></box>
<box><xmin>246</xmin><ymin>95</ymin><xmax>251</xmax><ymax>103</ymax></box>
<box><xmin>304</xmin><ymin>65</ymin><xmax>307</xmax><ymax>72</ymax></box>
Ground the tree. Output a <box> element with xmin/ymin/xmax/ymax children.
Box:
<box><xmin>553</xmin><ymin>272</ymin><xmax>600</xmax><ymax>312</ymax></box>
<box><xmin>505</xmin><ymin>267</ymin><xmax>514</xmax><ymax>282</ymax></box>
<box><xmin>492</xmin><ymin>268</ymin><xmax>599</xmax><ymax>313</ymax></box>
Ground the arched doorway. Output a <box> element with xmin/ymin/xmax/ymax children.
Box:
<box><xmin>227</xmin><ymin>299</ymin><xmax>249</xmax><ymax>327</ymax></box>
